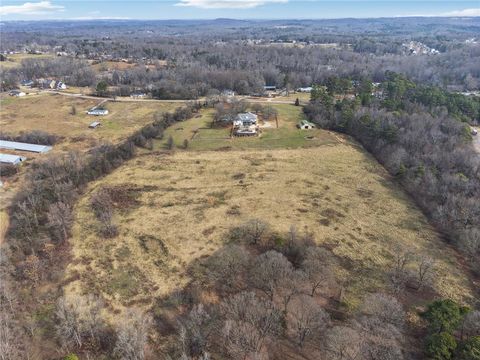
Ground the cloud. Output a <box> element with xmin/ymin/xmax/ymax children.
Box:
<box><xmin>398</xmin><ymin>8</ymin><xmax>480</xmax><ymax>18</ymax></box>
<box><xmin>175</xmin><ymin>0</ymin><xmax>288</xmax><ymax>9</ymax></box>
<box><xmin>0</xmin><ymin>1</ymin><xmax>64</xmax><ymax>16</ymax></box>
<box><xmin>441</xmin><ymin>8</ymin><xmax>480</xmax><ymax>17</ymax></box>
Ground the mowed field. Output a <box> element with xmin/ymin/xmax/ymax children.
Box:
<box><xmin>63</xmin><ymin>141</ymin><xmax>475</xmax><ymax>318</ymax></box>
<box><xmin>157</xmin><ymin>104</ymin><xmax>339</xmax><ymax>151</ymax></box>
<box><xmin>0</xmin><ymin>93</ymin><xmax>180</xmax><ymax>151</ymax></box>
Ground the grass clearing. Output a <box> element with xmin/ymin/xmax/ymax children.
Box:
<box><xmin>0</xmin><ymin>93</ymin><xmax>180</xmax><ymax>151</ymax></box>
<box><xmin>0</xmin><ymin>53</ymin><xmax>54</xmax><ymax>70</ymax></box>
<box><xmin>63</xmin><ymin>143</ymin><xmax>475</xmax><ymax>316</ymax></box>
<box><xmin>156</xmin><ymin>104</ymin><xmax>339</xmax><ymax>151</ymax></box>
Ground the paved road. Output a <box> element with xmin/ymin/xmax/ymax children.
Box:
<box><xmin>43</xmin><ymin>90</ymin><xmax>305</xmax><ymax>105</ymax></box>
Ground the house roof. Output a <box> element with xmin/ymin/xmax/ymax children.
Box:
<box><xmin>236</xmin><ymin>112</ymin><xmax>258</xmax><ymax>122</ymax></box>
<box><xmin>0</xmin><ymin>153</ymin><xmax>26</xmax><ymax>164</ymax></box>
<box><xmin>0</xmin><ymin>140</ymin><xmax>52</xmax><ymax>153</ymax></box>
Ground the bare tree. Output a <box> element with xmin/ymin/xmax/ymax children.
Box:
<box><xmin>302</xmin><ymin>246</ymin><xmax>336</xmax><ymax>297</ymax></box>
<box><xmin>249</xmin><ymin>251</ymin><xmax>293</xmax><ymax>301</ymax></box>
<box><xmin>277</xmin><ymin>269</ymin><xmax>306</xmax><ymax>313</ymax></box>
<box><xmin>47</xmin><ymin>201</ymin><xmax>73</xmax><ymax>243</ymax></box>
<box><xmin>462</xmin><ymin>310</ymin><xmax>480</xmax><ymax>339</ymax></box>
<box><xmin>56</xmin><ymin>296</ymin><xmax>83</xmax><ymax>350</ymax></box>
<box><xmin>55</xmin><ymin>295</ymin><xmax>107</xmax><ymax>352</ymax></box>
<box><xmin>388</xmin><ymin>247</ymin><xmax>413</xmax><ymax>295</ymax></box>
<box><xmin>242</xmin><ymin>219</ymin><xmax>270</xmax><ymax>245</ymax></box>
<box><xmin>325</xmin><ymin>326</ymin><xmax>362</xmax><ymax>360</ymax></box>
<box><xmin>360</xmin><ymin>293</ymin><xmax>405</xmax><ymax>328</ymax></box>
<box><xmin>415</xmin><ymin>255</ymin><xmax>435</xmax><ymax>290</ymax></box>
<box><xmin>221</xmin><ymin>292</ymin><xmax>281</xmax><ymax>360</ymax></box>
<box><xmin>114</xmin><ymin>309</ymin><xmax>152</xmax><ymax>360</ymax></box>
<box><xmin>208</xmin><ymin>245</ymin><xmax>251</xmax><ymax>291</ymax></box>
<box><xmin>178</xmin><ymin>304</ymin><xmax>214</xmax><ymax>358</ymax></box>
<box><xmin>288</xmin><ymin>295</ymin><xmax>329</xmax><ymax>348</ymax></box>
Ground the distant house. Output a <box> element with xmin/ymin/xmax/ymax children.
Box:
<box><xmin>44</xmin><ymin>80</ymin><xmax>56</xmax><ymax>89</ymax></box>
<box><xmin>89</xmin><ymin>121</ymin><xmax>101</xmax><ymax>129</ymax></box>
<box><xmin>56</xmin><ymin>81</ymin><xmax>67</xmax><ymax>90</ymax></box>
<box><xmin>0</xmin><ymin>153</ymin><xmax>26</xmax><ymax>165</ymax></box>
<box><xmin>297</xmin><ymin>120</ymin><xmax>316</xmax><ymax>130</ymax></box>
<box><xmin>235</xmin><ymin>112</ymin><xmax>258</xmax><ymax>126</ymax></box>
<box><xmin>222</xmin><ymin>90</ymin><xmax>235</xmax><ymax>97</ymax></box>
<box><xmin>0</xmin><ymin>140</ymin><xmax>52</xmax><ymax>153</ymax></box>
<box><xmin>9</xmin><ymin>90</ymin><xmax>26</xmax><ymax>97</ymax></box>
<box><xmin>297</xmin><ymin>87</ymin><xmax>313</xmax><ymax>93</ymax></box>
<box><xmin>264</xmin><ymin>85</ymin><xmax>277</xmax><ymax>91</ymax></box>
<box><xmin>21</xmin><ymin>80</ymin><xmax>34</xmax><ymax>87</ymax></box>
<box><xmin>130</xmin><ymin>91</ymin><xmax>146</xmax><ymax>98</ymax></box>
<box><xmin>87</xmin><ymin>108</ymin><xmax>109</xmax><ymax>116</ymax></box>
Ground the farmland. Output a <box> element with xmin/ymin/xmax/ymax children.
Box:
<box><xmin>158</xmin><ymin>104</ymin><xmax>339</xmax><ymax>151</ymax></box>
<box><xmin>0</xmin><ymin>93</ymin><xmax>180</xmax><ymax>151</ymax></box>
<box><xmin>63</xmin><ymin>140</ymin><xmax>475</xmax><ymax>321</ymax></box>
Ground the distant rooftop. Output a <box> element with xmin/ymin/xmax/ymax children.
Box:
<box><xmin>0</xmin><ymin>140</ymin><xmax>52</xmax><ymax>153</ymax></box>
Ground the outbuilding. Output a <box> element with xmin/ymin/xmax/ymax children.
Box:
<box><xmin>89</xmin><ymin>121</ymin><xmax>101</xmax><ymax>129</ymax></box>
<box><xmin>9</xmin><ymin>90</ymin><xmax>26</xmax><ymax>97</ymax></box>
<box><xmin>0</xmin><ymin>153</ymin><xmax>26</xmax><ymax>165</ymax></box>
<box><xmin>297</xmin><ymin>120</ymin><xmax>316</xmax><ymax>130</ymax></box>
<box><xmin>0</xmin><ymin>140</ymin><xmax>52</xmax><ymax>153</ymax></box>
<box><xmin>87</xmin><ymin>108</ymin><xmax>109</xmax><ymax>116</ymax></box>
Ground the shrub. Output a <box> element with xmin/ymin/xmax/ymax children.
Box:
<box><xmin>425</xmin><ymin>332</ymin><xmax>457</xmax><ymax>360</ymax></box>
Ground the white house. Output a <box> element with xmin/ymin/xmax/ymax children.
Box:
<box><xmin>87</xmin><ymin>108</ymin><xmax>109</xmax><ymax>116</ymax></box>
<box><xmin>235</xmin><ymin>112</ymin><xmax>258</xmax><ymax>126</ymax></box>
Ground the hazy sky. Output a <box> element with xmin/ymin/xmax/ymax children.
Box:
<box><xmin>1</xmin><ymin>0</ymin><xmax>479</xmax><ymax>20</ymax></box>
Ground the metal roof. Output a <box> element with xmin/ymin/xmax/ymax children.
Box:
<box><xmin>0</xmin><ymin>140</ymin><xmax>52</xmax><ymax>153</ymax></box>
<box><xmin>0</xmin><ymin>153</ymin><xmax>26</xmax><ymax>164</ymax></box>
<box><xmin>236</xmin><ymin>112</ymin><xmax>258</xmax><ymax>123</ymax></box>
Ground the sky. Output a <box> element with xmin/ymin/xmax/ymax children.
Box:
<box><xmin>0</xmin><ymin>0</ymin><xmax>479</xmax><ymax>20</ymax></box>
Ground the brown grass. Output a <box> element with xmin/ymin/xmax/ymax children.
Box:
<box><xmin>63</xmin><ymin>143</ymin><xmax>475</xmax><ymax>316</ymax></box>
<box><xmin>0</xmin><ymin>93</ymin><xmax>179</xmax><ymax>152</ymax></box>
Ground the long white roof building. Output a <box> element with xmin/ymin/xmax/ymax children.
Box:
<box><xmin>0</xmin><ymin>140</ymin><xmax>52</xmax><ymax>153</ymax></box>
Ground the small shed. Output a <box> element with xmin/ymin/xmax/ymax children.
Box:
<box><xmin>0</xmin><ymin>140</ymin><xmax>52</xmax><ymax>153</ymax></box>
<box><xmin>0</xmin><ymin>153</ymin><xmax>26</xmax><ymax>165</ymax></box>
<box><xmin>87</xmin><ymin>108</ymin><xmax>109</xmax><ymax>116</ymax></box>
<box><xmin>297</xmin><ymin>120</ymin><xmax>316</xmax><ymax>130</ymax></box>
<box><xmin>89</xmin><ymin>121</ymin><xmax>101</xmax><ymax>129</ymax></box>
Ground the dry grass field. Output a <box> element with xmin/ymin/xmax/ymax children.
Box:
<box><xmin>0</xmin><ymin>93</ymin><xmax>179</xmax><ymax>151</ymax></box>
<box><xmin>63</xmin><ymin>142</ymin><xmax>475</xmax><ymax>318</ymax></box>
<box><xmin>0</xmin><ymin>53</ymin><xmax>54</xmax><ymax>70</ymax></box>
